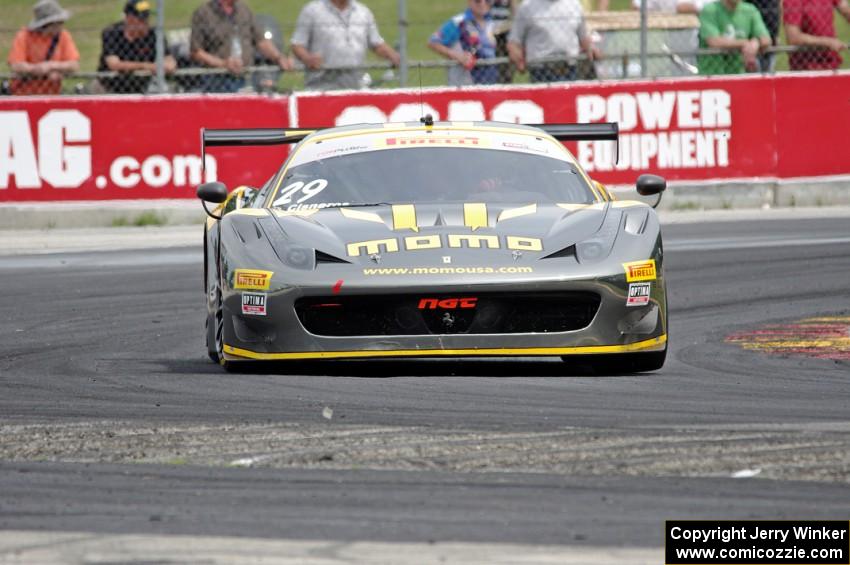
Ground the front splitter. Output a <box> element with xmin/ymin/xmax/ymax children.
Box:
<box><xmin>223</xmin><ymin>334</ymin><xmax>667</xmax><ymax>361</ymax></box>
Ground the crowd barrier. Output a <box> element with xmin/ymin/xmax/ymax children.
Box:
<box><xmin>1</xmin><ymin>71</ymin><xmax>847</xmax><ymax>202</ymax></box>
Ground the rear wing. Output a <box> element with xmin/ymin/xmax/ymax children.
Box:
<box><xmin>533</xmin><ymin>122</ymin><xmax>619</xmax><ymax>163</ymax></box>
<box><xmin>199</xmin><ymin>122</ymin><xmax>620</xmax><ymax>168</ymax></box>
<box><xmin>200</xmin><ymin>127</ymin><xmax>320</xmax><ymax>169</ymax></box>
<box><xmin>533</xmin><ymin>122</ymin><xmax>619</xmax><ymax>142</ymax></box>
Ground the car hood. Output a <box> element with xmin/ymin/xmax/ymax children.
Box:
<box><xmin>267</xmin><ymin>202</ymin><xmax>612</xmax><ymax>264</ymax></box>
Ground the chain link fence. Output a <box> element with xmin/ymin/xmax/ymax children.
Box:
<box><xmin>2</xmin><ymin>0</ymin><xmax>848</xmax><ymax>95</ymax></box>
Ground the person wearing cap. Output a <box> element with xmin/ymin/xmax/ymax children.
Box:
<box><xmin>97</xmin><ymin>0</ymin><xmax>177</xmax><ymax>93</ymax></box>
<box><xmin>190</xmin><ymin>0</ymin><xmax>294</xmax><ymax>93</ymax></box>
<box><xmin>7</xmin><ymin>0</ymin><xmax>79</xmax><ymax>95</ymax></box>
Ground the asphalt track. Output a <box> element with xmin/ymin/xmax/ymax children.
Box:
<box><xmin>0</xmin><ymin>214</ymin><xmax>848</xmax><ymax>562</ymax></box>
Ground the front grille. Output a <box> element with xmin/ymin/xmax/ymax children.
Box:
<box><xmin>295</xmin><ymin>292</ymin><xmax>600</xmax><ymax>337</ymax></box>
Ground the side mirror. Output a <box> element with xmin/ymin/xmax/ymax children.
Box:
<box><xmin>197</xmin><ymin>181</ymin><xmax>228</xmax><ymax>203</ymax></box>
<box><xmin>636</xmin><ymin>174</ymin><xmax>666</xmax><ymax>196</ymax></box>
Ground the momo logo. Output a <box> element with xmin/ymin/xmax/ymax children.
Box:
<box><xmin>346</xmin><ymin>235</ymin><xmax>543</xmax><ymax>257</ymax></box>
<box><xmin>418</xmin><ymin>298</ymin><xmax>478</xmax><ymax>310</ymax></box>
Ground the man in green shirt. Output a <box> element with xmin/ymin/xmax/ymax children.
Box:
<box><xmin>698</xmin><ymin>0</ymin><xmax>771</xmax><ymax>74</ymax></box>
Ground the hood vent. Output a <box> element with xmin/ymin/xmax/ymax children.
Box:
<box><xmin>316</xmin><ymin>250</ymin><xmax>350</xmax><ymax>264</ymax></box>
<box><xmin>542</xmin><ymin>244</ymin><xmax>576</xmax><ymax>260</ymax></box>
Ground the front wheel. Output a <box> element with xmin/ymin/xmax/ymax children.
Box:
<box><xmin>205</xmin><ymin>260</ymin><xmax>236</xmax><ymax>371</ymax></box>
<box><xmin>562</xmin><ymin>348</ymin><xmax>666</xmax><ymax>374</ymax></box>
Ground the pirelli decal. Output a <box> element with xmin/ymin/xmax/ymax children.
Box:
<box><xmin>384</xmin><ymin>136</ymin><xmax>485</xmax><ymax>147</ymax></box>
<box><xmin>233</xmin><ymin>269</ymin><xmax>274</xmax><ymax>290</ymax></box>
<box><xmin>623</xmin><ymin>259</ymin><xmax>657</xmax><ymax>282</ymax></box>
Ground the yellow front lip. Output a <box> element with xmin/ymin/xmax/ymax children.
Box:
<box><xmin>223</xmin><ymin>335</ymin><xmax>666</xmax><ymax>361</ymax></box>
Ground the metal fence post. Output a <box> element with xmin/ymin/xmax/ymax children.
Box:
<box><xmin>397</xmin><ymin>0</ymin><xmax>408</xmax><ymax>87</ymax></box>
<box><xmin>639</xmin><ymin>0</ymin><xmax>647</xmax><ymax>77</ymax></box>
<box><xmin>155</xmin><ymin>0</ymin><xmax>166</xmax><ymax>92</ymax></box>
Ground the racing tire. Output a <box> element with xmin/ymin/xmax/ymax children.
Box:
<box><xmin>204</xmin><ymin>238</ymin><xmax>220</xmax><ymax>364</ymax></box>
<box><xmin>213</xmin><ymin>285</ymin><xmax>237</xmax><ymax>372</ymax></box>
<box><xmin>562</xmin><ymin>348</ymin><xmax>667</xmax><ymax>374</ymax></box>
<box><xmin>206</xmin><ymin>257</ymin><xmax>236</xmax><ymax>372</ymax></box>
<box><xmin>206</xmin><ymin>313</ymin><xmax>219</xmax><ymax>364</ymax></box>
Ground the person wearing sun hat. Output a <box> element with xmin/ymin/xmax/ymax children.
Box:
<box><xmin>7</xmin><ymin>0</ymin><xmax>80</xmax><ymax>95</ymax></box>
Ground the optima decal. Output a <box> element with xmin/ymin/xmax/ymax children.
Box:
<box><xmin>241</xmin><ymin>292</ymin><xmax>267</xmax><ymax>316</ymax></box>
<box><xmin>233</xmin><ymin>269</ymin><xmax>273</xmax><ymax>290</ymax></box>
<box><xmin>626</xmin><ymin>282</ymin><xmax>651</xmax><ymax>306</ymax></box>
<box><xmin>623</xmin><ymin>260</ymin><xmax>657</xmax><ymax>282</ymax></box>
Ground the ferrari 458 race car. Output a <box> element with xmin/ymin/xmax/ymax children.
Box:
<box><xmin>197</xmin><ymin>119</ymin><xmax>668</xmax><ymax>372</ymax></box>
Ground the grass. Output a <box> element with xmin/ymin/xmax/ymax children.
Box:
<box><xmin>670</xmin><ymin>200</ymin><xmax>702</xmax><ymax>211</ymax></box>
<box><xmin>111</xmin><ymin>211</ymin><xmax>168</xmax><ymax>227</ymax></box>
<box><xmin>2</xmin><ymin>0</ymin><xmax>847</xmax><ymax>89</ymax></box>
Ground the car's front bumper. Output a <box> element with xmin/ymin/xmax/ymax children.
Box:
<box><xmin>220</xmin><ymin>274</ymin><xmax>668</xmax><ymax>362</ymax></box>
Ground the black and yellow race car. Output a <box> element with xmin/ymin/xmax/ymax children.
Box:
<box><xmin>197</xmin><ymin>119</ymin><xmax>667</xmax><ymax>372</ymax></box>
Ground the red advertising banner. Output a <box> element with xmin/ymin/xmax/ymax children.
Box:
<box><xmin>293</xmin><ymin>75</ymin><xmax>782</xmax><ymax>186</ymax></box>
<box><xmin>0</xmin><ymin>95</ymin><xmax>289</xmax><ymax>202</ymax></box>
<box><xmin>1</xmin><ymin>73</ymin><xmax>847</xmax><ymax>202</ymax></box>
<box><xmin>772</xmin><ymin>72</ymin><xmax>850</xmax><ymax>179</ymax></box>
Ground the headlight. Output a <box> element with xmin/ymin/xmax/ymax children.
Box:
<box><xmin>258</xmin><ymin>217</ymin><xmax>316</xmax><ymax>271</ymax></box>
<box><xmin>282</xmin><ymin>245</ymin><xmax>315</xmax><ymax>270</ymax></box>
<box><xmin>575</xmin><ymin>211</ymin><xmax>621</xmax><ymax>264</ymax></box>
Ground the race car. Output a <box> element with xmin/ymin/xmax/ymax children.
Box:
<box><xmin>197</xmin><ymin>119</ymin><xmax>667</xmax><ymax>372</ymax></box>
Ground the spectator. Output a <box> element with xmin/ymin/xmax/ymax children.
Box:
<box><xmin>428</xmin><ymin>0</ymin><xmax>500</xmax><ymax>86</ymax></box>
<box><xmin>507</xmin><ymin>0</ymin><xmax>600</xmax><ymax>83</ymax></box>
<box><xmin>190</xmin><ymin>0</ymin><xmax>293</xmax><ymax>93</ymax></box>
<box><xmin>7</xmin><ymin>0</ymin><xmax>79</xmax><ymax>95</ymax></box>
<box><xmin>97</xmin><ymin>0</ymin><xmax>177</xmax><ymax>94</ymax></box>
<box><xmin>291</xmin><ymin>0</ymin><xmax>400</xmax><ymax>91</ymax></box>
<box><xmin>751</xmin><ymin>0</ymin><xmax>780</xmax><ymax>71</ymax></box>
<box><xmin>697</xmin><ymin>0</ymin><xmax>770</xmax><ymax>74</ymax></box>
<box><xmin>784</xmin><ymin>0</ymin><xmax>850</xmax><ymax>70</ymax></box>
<box><xmin>490</xmin><ymin>0</ymin><xmax>514</xmax><ymax>83</ymax></box>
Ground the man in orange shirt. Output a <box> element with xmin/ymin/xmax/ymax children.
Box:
<box><xmin>7</xmin><ymin>0</ymin><xmax>80</xmax><ymax>95</ymax></box>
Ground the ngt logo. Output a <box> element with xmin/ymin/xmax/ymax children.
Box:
<box><xmin>418</xmin><ymin>298</ymin><xmax>478</xmax><ymax>310</ymax></box>
<box><xmin>346</xmin><ymin>234</ymin><xmax>543</xmax><ymax>257</ymax></box>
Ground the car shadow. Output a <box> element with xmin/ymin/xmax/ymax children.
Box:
<box><xmin>214</xmin><ymin>358</ymin><xmax>655</xmax><ymax>378</ymax></box>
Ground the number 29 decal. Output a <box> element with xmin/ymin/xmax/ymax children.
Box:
<box><xmin>272</xmin><ymin>179</ymin><xmax>328</xmax><ymax>208</ymax></box>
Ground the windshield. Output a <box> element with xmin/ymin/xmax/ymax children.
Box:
<box><xmin>268</xmin><ymin>143</ymin><xmax>596</xmax><ymax>212</ymax></box>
